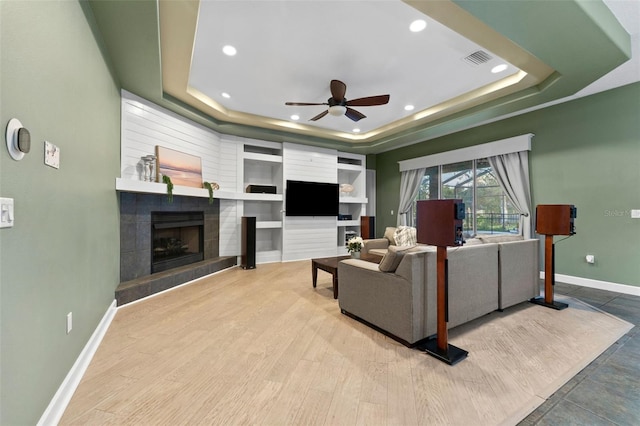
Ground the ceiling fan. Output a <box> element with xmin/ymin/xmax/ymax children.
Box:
<box><xmin>285</xmin><ymin>79</ymin><xmax>390</xmax><ymax>122</ymax></box>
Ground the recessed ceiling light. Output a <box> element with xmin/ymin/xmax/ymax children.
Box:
<box><xmin>221</xmin><ymin>92</ymin><xmax>231</xmax><ymax>99</ymax></box>
<box><xmin>409</xmin><ymin>20</ymin><xmax>427</xmax><ymax>32</ymax></box>
<box><xmin>290</xmin><ymin>114</ymin><xmax>299</xmax><ymax>121</ymax></box>
<box><xmin>404</xmin><ymin>105</ymin><xmax>415</xmax><ymax>111</ymax></box>
<box><xmin>222</xmin><ymin>45</ymin><xmax>237</xmax><ymax>56</ymax></box>
<box><xmin>353</xmin><ymin>128</ymin><xmax>360</xmax><ymax>133</ymax></box>
<box><xmin>491</xmin><ymin>64</ymin><xmax>508</xmax><ymax>73</ymax></box>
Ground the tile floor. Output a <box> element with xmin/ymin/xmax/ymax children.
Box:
<box><xmin>519</xmin><ymin>282</ymin><xmax>640</xmax><ymax>425</ymax></box>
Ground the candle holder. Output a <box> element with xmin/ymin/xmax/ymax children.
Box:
<box><xmin>141</xmin><ymin>155</ymin><xmax>157</xmax><ymax>182</ymax></box>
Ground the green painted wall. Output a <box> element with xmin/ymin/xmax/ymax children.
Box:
<box><xmin>375</xmin><ymin>82</ymin><xmax>640</xmax><ymax>288</ymax></box>
<box><xmin>0</xmin><ymin>1</ymin><xmax>120</xmax><ymax>424</ymax></box>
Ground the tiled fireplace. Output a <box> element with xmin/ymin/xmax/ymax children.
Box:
<box><xmin>117</xmin><ymin>192</ymin><xmax>236</xmax><ymax>305</ymax></box>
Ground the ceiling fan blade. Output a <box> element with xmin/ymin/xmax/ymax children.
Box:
<box><xmin>285</xmin><ymin>102</ymin><xmax>327</xmax><ymax>106</ymax></box>
<box><xmin>310</xmin><ymin>110</ymin><xmax>329</xmax><ymax>121</ymax></box>
<box><xmin>330</xmin><ymin>80</ymin><xmax>347</xmax><ymax>101</ymax></box>
<box><xmin>345</xmin><ymin>107</ymin><xmax>366</xmax><ymax>122</ymax></box>
<box><xmin>346</xmin><ymin>94</ymin><xmax>390</xmax><ymax>107</ymax></box>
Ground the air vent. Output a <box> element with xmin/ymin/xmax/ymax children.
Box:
<box><xmin>463</xmin><ymin>50</ymin><xmax>493</xmax><ymax>65</ymax></box>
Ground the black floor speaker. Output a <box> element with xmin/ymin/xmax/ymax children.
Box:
<box><xmin>241</xmin><ymin>216</ymin><xmax>256</xmax><ymax>269</ymax></box>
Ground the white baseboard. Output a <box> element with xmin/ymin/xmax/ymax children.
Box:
<box><xmin>539</xmin><ymin>272</ymin><xmax>640</xmax><ymax>297</ymax></box>
<box><xmin>37</xmin><ymin>299</ymin><xmax>117</xmax><ymax>426</ymax></box>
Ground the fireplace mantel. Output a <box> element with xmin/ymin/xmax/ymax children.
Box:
<box><xmin>115</xmin><ymin>178</ymin><xmax>282</xmax><ymax>201</ymax></box>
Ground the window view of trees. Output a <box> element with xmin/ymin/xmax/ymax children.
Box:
<box><xmin>441</xmin><ymin>160</ymin><xmax>474</xmax><ymax>232</ymax></box>
<box><xmin>411</xmin><ymin>158</ymin><xmax>519</xmax><ymax>236</ymax></box>
<box><xmin>474</xmin><ymin>159</ymin><xmax>519</xmax><ymax>235</ymax></box>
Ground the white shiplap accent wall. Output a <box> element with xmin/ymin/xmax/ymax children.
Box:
<box><xmin>219</xmin><ymin>200</ymin><xmax>240</xmax><ymax>257</ymax></box>
<box><xmin>120</xmin><ymin>91</ymin><xmax>236</xmax><ymax>193</ymax></box>
<box><xmin>282</xmin><ymin>143</ymin><xmax>338</xmax><ymax>261</ymax></box>
<box><xmin>119</xmin><ymin>93</ymin><xmax>359</xmax><ymax>262</ymax></box>
<box><xmin>121</xmin><ymin>91</ymin><xmax>240</xmax><ymax>256</ymax></box>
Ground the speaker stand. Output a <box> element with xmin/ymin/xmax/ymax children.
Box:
<box><xmin>530</xmin><ymin>235</ymin><xmax>568</xmax><ymax>310</ymax></box>
<box><xmin>418</xmin><ymin>246</ymin><xmax>468</xmax><ymax>365</ymax></box>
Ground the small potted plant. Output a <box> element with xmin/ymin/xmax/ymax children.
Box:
<box><xmin>203</xmin><ymin>181</ymin><xmax>220</xmax><ymax>204</ymax></box>
<box><xmin>162</xmin><ymin>175</ymin><xmax>174</xmax><ymax>203</ymax></box>
<box><xmin>346</xmin><ymin>236</ymin><xmax>364</xmax><ymax>259</ymax></box>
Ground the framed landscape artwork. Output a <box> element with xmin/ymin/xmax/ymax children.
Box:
<box><xmin>155</xmin><ymin>146</ymin><xmax>203</xmax><ymax>188</ymax></box>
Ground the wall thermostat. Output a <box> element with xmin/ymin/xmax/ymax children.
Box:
<box><xmin>5</xmin><ymin>118</ymin><xmax>30</xmax><ymax>161</ymax></box>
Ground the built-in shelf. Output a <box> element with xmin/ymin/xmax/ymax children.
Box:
<box><xmin>337</xmin><ymin>163</ymin><xmax>362</xmax><ymax>171</ymax></box>
<box><xmin>339</xmin><ymin>196</ymin><xmax>368</xmax><ymax>204</ymax></box>
<box><xmin>337</xmin><ymin>220</ymin><xmax>360</xmax><ymax>227</ymax></box>
<box><xmin>115</xmin><ymin>178</ymin><xmax>282</xmax><ymax>201</ymax></box>
<box><xmin>256</xmin><ymin>221</ymin><xmax>282</xmax><ymax>229</ymax></box>
<box><xmin>244</xmin><ymin>151</ymin><xmax>283</xmax><ymax>163</ymax></box>
<box><xmin>241</xmin><ymin>193</ymin><xmax>282</xmax><ymax>201</ymax></box>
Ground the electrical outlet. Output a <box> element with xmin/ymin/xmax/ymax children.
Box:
<box><xmin>631</xmin><ymin>209</ymin><xmax>640</xmax><ymax>219</ymax></box>
<box><xmin>67</xmin><ymin>312</ymin><xmax>73</xmax><ymax>334</ymax></box>
<box><xmin>586</xmin><ymin>255</ymin><xmax>595</xmax><ymax>264</ymax></box>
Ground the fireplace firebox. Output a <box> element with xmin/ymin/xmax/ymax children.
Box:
<box><xmin>151</xmin><ymin>211</ymin><xmax>204</xmax><ymax>273</ymax></box>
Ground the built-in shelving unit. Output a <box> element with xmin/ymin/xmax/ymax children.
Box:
<box><xmin>119</xmin><ymin>92</ymin><xmax>370</xmax><ymax>264</ymax></box>
<box><xmin>337</xmin><ymin>152</ymin><xmax>367</xmax><ymax>251</ymax></box>
<box><xmin>241</xmin><ymin>140</ymin><xmax>283</xmax><ymax>263</ymax></box>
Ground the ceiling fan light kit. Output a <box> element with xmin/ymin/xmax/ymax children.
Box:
<box><xmin>328</xmin><ymin>105</ymin><xmax>347</xmax><ymax>116</ymax></box>
<box><xmin>286</xmin><ymin>79</ymin><xmax>390</xmax><ymax>123</ymax></box>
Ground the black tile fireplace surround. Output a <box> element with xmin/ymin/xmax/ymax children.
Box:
<box><xmin>117</xmin><ymin>192</ymin><xmax>236</xmax><ymax>305</ymax></box>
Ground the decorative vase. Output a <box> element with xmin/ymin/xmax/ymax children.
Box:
<box><xmin>351</xmin><ymin>251</ymin><xmax>360</xmax><ymax>259</ymax></box>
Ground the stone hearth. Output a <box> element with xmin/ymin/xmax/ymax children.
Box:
<box><xmin>117</xmin><ymin>192</ymin><xmax>236</xmax><ymax>305</ymax></box>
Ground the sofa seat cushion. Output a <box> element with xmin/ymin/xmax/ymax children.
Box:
<box><xmin>379</xmin><ymin>245</ymin><xmax>415</xmax><ymax>272</ymax></box>
<box><xmin>369</xmin><ymin>248</ymin><xmax>389</xmax><ymax>257</ymax></box>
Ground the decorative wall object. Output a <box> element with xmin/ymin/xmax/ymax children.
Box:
<box><xmin>141</xmin><ymin>154</ymin><xmax>156</xmax><ymax>181</ymax></box>
<box><xmin>340</xmin><ymin>183</ymin><xmax>355</xmax><ymax>195</ymax></box>
<box><xmin>155</xmin><ymin>146</ymin><xmax>203</xmax><ymax>188</ymax></box>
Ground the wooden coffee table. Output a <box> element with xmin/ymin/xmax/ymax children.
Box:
<box><xmin>312</xmin><ymin>253</ymin><xmax>382</xmax><ymax>299</ymax></box>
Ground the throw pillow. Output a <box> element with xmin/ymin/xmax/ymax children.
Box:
<box><xmin>393</xmin><ymin>226</ymin><xmax>417</xmax><ymax>247</ymax></box>
<box><xmin>378</xmin><ymin>245</ymin><xmax>412</xmax><ymax>272</ymax></box>
<box><xmin>383</xmin><ymin>227</ymin><xmax>397</xmax><ymax>246</ymax></box>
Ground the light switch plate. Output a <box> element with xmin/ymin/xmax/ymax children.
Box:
<box><xmin>44</xmin><ymin>141</ymin><xmax>60</xmax><ymax>169</ymax></box>
<box><xmin>631</xmin><ymin>209</ymin><xmax>640</xmax><ymax>219</ymax></box>
<box><xmin>0</xmin><ymin>197</ymin><xmax>14</xmax><ymax>228</ymax></box>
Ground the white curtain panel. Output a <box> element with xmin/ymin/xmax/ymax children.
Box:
<box><xmin>487</xmin><ymin>151</ymin><xmax>533</xmax><ymax>238</ymax></box>
<box><xmin>397</xmin><ymin>168</ymin><xmax>426</xmax><ymax>226</ymax></box>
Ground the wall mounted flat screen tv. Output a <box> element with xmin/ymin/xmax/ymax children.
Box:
<box><xmin>285</xmin><ymin>180</ymin><xmax>339</xmax><ymax>217</ymax></box>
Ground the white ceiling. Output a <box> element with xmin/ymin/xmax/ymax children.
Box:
<box><xmin>187</xmin><ymin>1</ymin><xmax>524</xmax><ymax>136</ymax></box>
<box><xmin>159</xmin><ymin>0</ymin><xmax>639</xmax><ymax>147</ymax></box>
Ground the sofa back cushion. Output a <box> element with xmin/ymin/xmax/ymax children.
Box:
<box><xmin>379</xmin><ymin>245</ymin><xmax>414</xmax><ymax>272</ymax></box>
<box><xmin>394</xmin><ymin>226</ymin><xmax>417</xmax><ymax>247</ymax></box>
<box><xmin>478</xmin><ymin>234</ymin><xmax>523</xmax><ymax>244</ymax></box>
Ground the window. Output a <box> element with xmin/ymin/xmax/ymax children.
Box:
<box><xmin>412</xmin><ymin>158</ymin><xmax>518</xmax><ymax>236</ymax></box>
<box><xmin>475</xmin><ymin>159</ymin><xmax>519</xmax><ymax>235</ymax></box>
<box><xmin>441</xmin><ymin>161</ymin><xmax>473</xmax><ymax>233</ymax></box>
<box><xmin>409</xmin><ymin>166</ymin><xmax>438</xmax><ymax>226</ymax></box>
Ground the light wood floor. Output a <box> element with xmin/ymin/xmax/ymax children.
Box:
<box><xmin>61</xmin><ymin>261</ymin><xmax>633</xmax><ymax>425</ymax></box>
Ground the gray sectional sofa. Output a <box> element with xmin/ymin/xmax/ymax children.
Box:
<box><xmin>338</xmin><ymin>232</ymin><xmax>539</xmax><ymax>346</ymax></box>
